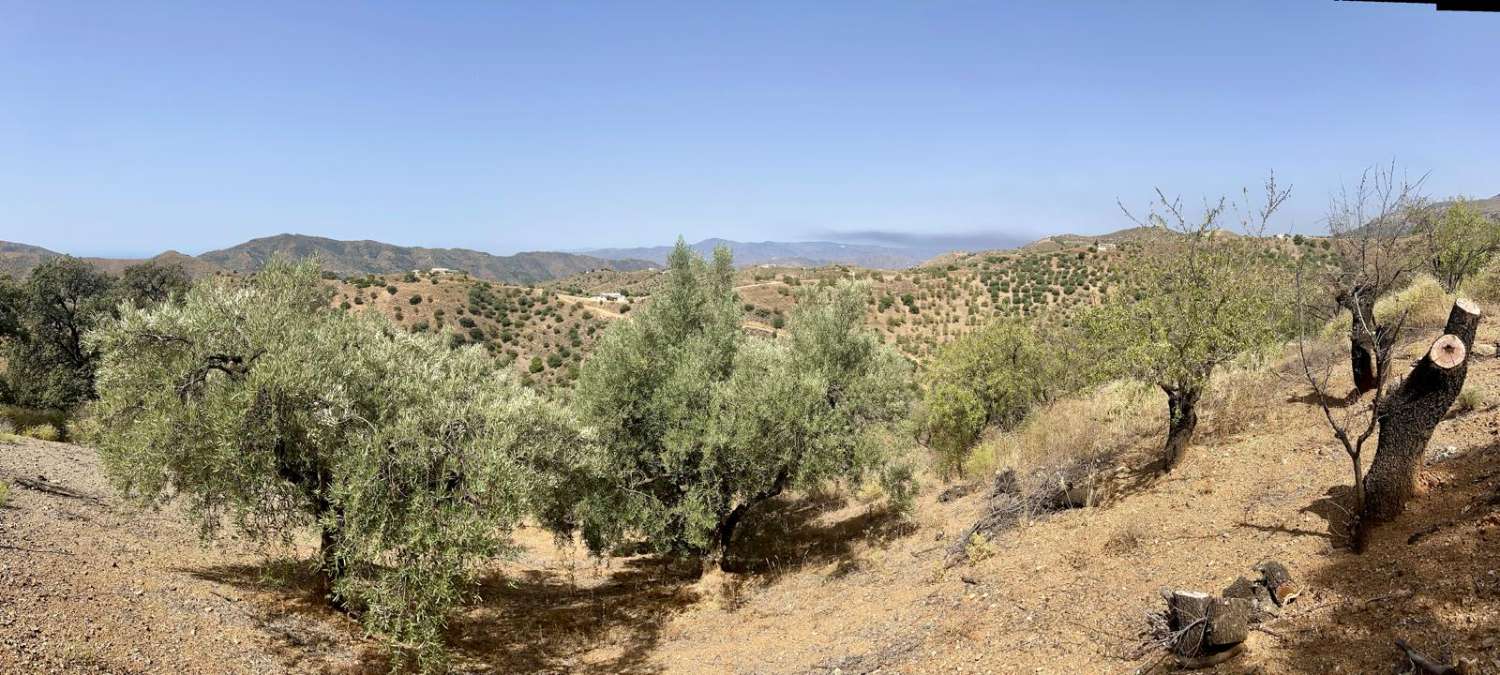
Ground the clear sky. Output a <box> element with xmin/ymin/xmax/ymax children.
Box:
<box><xmin>2</xmin><ymin>1</ymin><xmax>1496</xmax><ymax>257</ymax></box>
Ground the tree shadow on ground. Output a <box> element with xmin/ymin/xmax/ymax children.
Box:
<box><xmin>1274</xmin><ymin>439</ymin><xmax>1500</xmax><ymax>673</ymax></box>
<box><xmin>176</xmin><ymin>490</ymin><xmax>918</xmax><ymax>673</ymax></box>
<box><xmin>1286</xmin><ymin>387</ymin><xmax>1361</xmax><ymax>409</ymax></box>
<box><xmin>177</xmin><ymin>559</ymin><xmax>369</xmax><ymax>671</ymax></box>
<box><xmin>723</xmin><ymin>491</ymin><xmax>917</xmax><ymax>580</ymax></box>
<box><xmin>447</xmin><ymin>555</ymin><xmax>701</xmax><ymax>674</ymax></box>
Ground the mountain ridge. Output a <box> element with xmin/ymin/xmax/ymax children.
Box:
<box><xmin>0</xmin><ymin>234</ymin><xmax>655</xmax><ymax>284</ymax></box>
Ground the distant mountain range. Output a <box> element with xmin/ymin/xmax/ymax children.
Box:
<box><xmin>0</xmin><ymin>234</ymin><xmax>654</xmax><ymax>284</ymax></box>
<box><xmin>196</xmin><ymin>234</ymin><xmax>654</xmax><ymax>283</ymax></box>
<box><xmin>583</xmin><ymin>238</ymin><xmax>957</xmax><ymax>269</ymax></box>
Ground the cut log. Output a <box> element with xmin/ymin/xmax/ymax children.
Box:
<box><xmin>1254</xmin><ymin>561</ymin><xmax>1300</xmax><ymax>606</ymax></box>
<box><xmin>1222</xmin><ymin>576</ymin><xmax>1256</xmax><ymax>600</ymax></box>
<box><xmin>1364</xmin><ymin>298</ymin><xmax>1481</xmax><ymax>524</ymax></box>
<box><xmin>1250</xmin><ymin>584</ymin><xmax>1279</xmax><ymax>619</ymax></box>
<box><xmin>1207</xmin><ymin>597</ymin><xmax>1251</xmax><ymax>646</ymax></box>
<box><xmin>1169</xmin><ymin>591</ymin><xmax>1212</xmax><ymax>657</ymax></box>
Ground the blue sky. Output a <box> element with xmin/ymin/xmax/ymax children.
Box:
<box><xmin>2</xmin><ymin>1</ymin><xmax>1496</xmax><ymax>257</ymax></box>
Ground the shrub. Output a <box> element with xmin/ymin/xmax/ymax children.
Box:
<box><xmin>0</xmin><ymin>481</ymin><xmax>8</xmax><ymax>507</ymax></box>
<box><xmin>921</xmin><ymin>319</ymin><xmax>1077</xmax><ymax>476</ymax></box>
<box><xmin>21</xmin><ymin>424</ymin><xmax>60</xmax><ymax>442</ymax></box>
<box><xmin>1454</xmin><ymin>386</ymin><xmax>1485</xmax><ymax>414</ymax></box>
<box><xmin>386</xmin><ymin>285</ymin><xmax>397</xmax><ymax>295</ymax></box>
<box><xmin>88</xmin><ymin>260</ymin><xmax>576</xmax><ymax>670</ymax></box>
<box><xmin>408</xmin><ymin>295</ymin><xmax>422</xmax><ymax>305</ymax></box>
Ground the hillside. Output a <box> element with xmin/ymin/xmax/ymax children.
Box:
<box><xmin>0</xmin><ymin>241</ymin><xmax>59</xmax><ymax>277</ymax></box>
<box><xmin>0</xmin><ymin>242</ymin><xmax>224</xmax><ymax>280</ymax></box>
<box><xmin>557</xmin><ymin>227</ymin><xmax>1336</xmax><ymax>363</ymax></box>
<box><xmin>325</xmin><ymin>269</ymin><xmax>624</xmax><ymax>389</ymax></box>
<box><xmin>584</xmin><ymin>238</ymin><xmax>946</xmax><ymax>269</ymax></box>
<box><xmin>201</xmin><ymin>234</ymin><xmax>654</xmax><ymax>284</ymax></box>
<box><xmin>5</xmin><ymin>320</ymin><xmax>1499</xmax><ymax>673</ymax></box>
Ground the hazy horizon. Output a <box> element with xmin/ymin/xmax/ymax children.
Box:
<box><xmin>4</xmin><ymin>2</ymin><xmax>1497</xmax><ymax>257</ymax></box>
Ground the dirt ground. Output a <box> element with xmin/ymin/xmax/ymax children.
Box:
<box><xmin>4</xmin><ymin>328</ymin><xmax>1500</xmax><ymax>673</ymax></box>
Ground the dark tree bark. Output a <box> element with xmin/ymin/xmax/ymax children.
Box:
<box><xmin>1162</xmin><ymin>385</ymin><xmax>1202</xmax><ymax>471</ymax></box>
<box><xmin>1338</xmin><ymin>285</ymin><xmax>1391</xmax><ymax>395</ymax></box>
<box><xmin>1362</xmin><ymin>299</ymin><xmax>1480</xmax><ymax>525</ymax></box>
<box><xmin>1206</xmin><ymin>597</ymin><xmax>1250</xmax><ymax>646</ymax></box>
<box><xmin>714</xmin><ymin>469</ymin><xmax>790</xmax><ymax>571</ymax></box>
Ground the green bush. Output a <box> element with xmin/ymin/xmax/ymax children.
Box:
<box><xmin>408</xmin><ymin>294</ymin><xmax>422</xmax><ymax>305</ymax></box>
<box><xmin>88</xmin><ymin>260</ymin><xmax>576</xmax><ymax>671</ymax></box>
<box><xmin>21</xmin><ymin>424</ymin><xmax>60</xmax><ymax>442</ymax></box>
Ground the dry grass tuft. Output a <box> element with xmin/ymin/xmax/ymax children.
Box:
<box><xmin>1454</xmin><ymin>386</ymin><xmax>1485</xmax><ymax>414</ymax></box>
<box><xmin>21</xmin><ymin>424</ymin><xmax>61</xmax><ymax>442</ymax></box>
<box><xmin>1201</xmin><ymin>364</ymin><xmax>1280</xmax><ymax>439</ymax></box>
<box><xmin>1103</xmin><ymin>522</ymin><xmax>1146</xmax><ymax>556</ymax></box>
<box><xmin>1376</xmin><ymin>274</ymin><xmax>1453</xmax><ymax>330</ymax></box>
<box><xmin>963</xmin><ymin>380</ymin><xmax>1157</xmax><ymax>478</ymax></box>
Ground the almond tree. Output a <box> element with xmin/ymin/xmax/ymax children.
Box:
<box><xmin>1083</xmin><ymin>178</ymin><xmax>1293</xmax><ymax>471</ymax></box>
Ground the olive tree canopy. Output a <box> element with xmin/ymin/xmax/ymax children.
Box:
<box><xmin>88</xmin><ymin>260</ymin><xmax>576</xmax><ymax>670</ymax></box>
<box><xmin>562</xmin><ymin>240</ymin><xmax>915</xmax><ymax>569</ymax></box>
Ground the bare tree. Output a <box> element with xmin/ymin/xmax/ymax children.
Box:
<box><xmin>1294</xmin><ymin>263</ymin><xmax>1408</xmax><ymax>550</ymax></box>
<box><xmin>1323</xmin><ymin>162</ymin><xmax>1430</xmax><ymax>396</ymax></box>
<box><xmin>1296</xmin><ymin>164</ymin><xmax>1479</xmax><ymax>549</ymax></box>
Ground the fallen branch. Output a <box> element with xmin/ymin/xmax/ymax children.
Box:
<box><xmin>1395</xmin><ymin>639</ymin><xmax>1459</xmax><ymax>675</ymax></box>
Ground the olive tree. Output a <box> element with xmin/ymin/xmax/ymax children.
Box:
<box><xmin>1082</xmin><ymin>179</ymin><xmax>1292</xmax><ymax>471</ymax></box>
<box><xmin>120</xmin><ymin>259</ymin><xmax>193</xmax><ymax>306</ymax></box>
<box><xmin>1</xmin><ymin>256</ymin><xmax>116</xmax><ymax>409</ymax></box>
<box><xmin>564</xmin><ymin>240</ymin><xmax>914</xmax><ymax>569</ymax></box>
<box><xmin>88</xmin><ymin>261</ymin><xmax>575</xmax><ymax>670</ymax></box>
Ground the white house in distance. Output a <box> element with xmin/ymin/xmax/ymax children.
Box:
<box><xmin>592</xmin><ymin>292</ymin><xmax>625</xmax><ymax>302</ymax></box>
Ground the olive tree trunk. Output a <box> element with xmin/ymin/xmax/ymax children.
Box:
<box><xmin>1362</xmin><ymin>298</ymin><xmax>1480</xmax><ymax>525</ymax></box>
<box><xmin>1162</xmin><ymin>385</ymin><xmax>1202</xmax><ymax>472</ymax></box>
<box><xmin>714</xmin><ymin>469</ymin><xmax>790</xmax><ymax>572</ymax></box>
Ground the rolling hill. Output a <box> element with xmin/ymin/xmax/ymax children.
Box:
<box><xmin>199</xmin><ymin>234</ymin><xmax>655</xmax><ymax>283</ymax></box>
<box><xmin>0</xmin><ymin>234</ymin><xmax>656</xmax><ymax>284</ymax></box>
